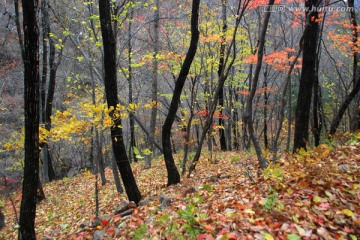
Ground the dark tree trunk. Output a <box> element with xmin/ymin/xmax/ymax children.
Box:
<box><xmin>127</xmin><ymin>7</ymin><xmax>137</xmax><ymax>163</ymax></box>
<box><xmin>312</xmin><ymin>13</ymin><xmax>325</xmax><ymax>147</ymax></box>
<box><xmin>0</xmin><ymin>209</ymin><xmax>4</xmax><ymax>229</ymax></box>
<box><xmin>348</xmin><ymin>0</ymin><xmax>360</xmax><ymax>131</ymax></box>
<box><xmin>18</xmin><ymin>0</ymin><xmax>40</xmax><ymax>239</ymax></box>
<box><xmin>146</xmin><ymin>0</ymin><xmax>160</xmax><ymax>168</ymax></box>
<box><xmin>40</xmin><ymin>0</ymin><xmax>60</xmax><ymax>182</ymax></box>
<box><xmin>111</xmin><ymin>151</ymin><xmax>123</xmax><ymax>193</ymax></box>
<box><xmin>162</xmin><ymin>0</ymin><xmax>200</xmax><ymax>186</ymax></box>
<box><xmin>99</xmin><ymin>0</ymin><xmax>141</xmax><ymax>204</ymax></box>
<box><xmin>243</xmin><ymin>0</ymin><xmax>274</xmax><ymax>169</ymax></box>
<box><xmin>329</xmin><ymin>75</ymin><xmax>360</xmax><ymax>135</ymax></box>
<box><xmin>263</xmin><ymin>70</ymin><xmax>269</xmax><ymax>149</ymax></box>
<box><xmin>312</xmin><ymin>75</ymin><xmax>322</xmax><ymax>146</ymax></box>
<box><xmin>14</xmin><ymin>0</ymin><xmax>24</xmax><ymax>60</ymax></box>
<box><xmin>218</xmin><ymin>0</ymin><xmax>227</xmax><ymax>151</ymax></box>
<box><xmin>293</xmin><ymin>0</ymin><xmax>320</xmax><ymax>152</ymax></box>
<box><xmin>326</xmin><ymin>0</ymin><xmax>360</xmax><ymax>136</ymax></box>
<box><xmin>40</xmin><ymin>0</ymin><xmax>49</xmax><ymax>123</ymax></box>
<box><xmin>43</xmin><ymin>18</ymin><xmax>58</xmax><ymax>181</ymax></box>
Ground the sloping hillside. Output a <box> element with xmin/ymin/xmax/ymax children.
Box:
<box><xmin>1</xmin><ymin>138</ymin><xmax>359</xmax><ymax>239</ymax></box>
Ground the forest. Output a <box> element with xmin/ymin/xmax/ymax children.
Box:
<box><xmin>0</xmin><ymin>0</ymin><xmax>359</xmax><ymax>239</ymax></box>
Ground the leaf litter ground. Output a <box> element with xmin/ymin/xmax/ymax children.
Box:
<box><xmin>0</xmin><ymin>140</ymin><xmax>359</xmax><ymax>239</ymax></box>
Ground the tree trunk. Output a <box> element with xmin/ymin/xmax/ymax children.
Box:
<box><xmin>218</xmin><ymin>0</ymin><xmax>227</xmax><ymax>151</ymax></box>
<box><xmin>162</xmin><ymin>0</ymin><xmax>200</xmax><ymax>186</ymax></box>
<box><xmin>243</xmin><ymin>0</ymin><xmax>274</xmax><ymax>170</ymax></box>
<box><xmin>0</xmin><ymin>209</ymin><xmax>4</xmax><ymax>229</ymax></box>
<box><xmin>42</xmin><ymin>0</ymin><xmax>60</xmax><ymax>182</ymax></box>
<box><xmin>348</xmin><ymin>0</ymin><xmax>360</xmax><ymax>131</ymax></box>
<box><xmin>111</xmin><ymin>151</ymin><xmax>123</xmax><ymax>193</ymax></box>
<box><xmin>263</xmin><ymin>69</ymin><xmax>269</xmax><ymax>149</ymax></box>
<box><xmin>127</xmin><ymin>7</ymin><xmax>137</xmax><ymax>163</ymax></box>
<box><xmin>293</xmin><ymin>0</ymin><xmax>320</xmax><ymax>152</ymax></box>
<box><xmin>329</xmin><ymin>0</ymin><xmax>359</xmax><ymax>135</ymax></box>
<box><xmin>99</xmin><ymin>0</ymin><xmax>141</xmax><ymax>204</ymax></box>
<box><xmin>329</xmin><ymin>75</ymin><xmax>360</xmax><ymax>135</ymax></box>
<box><xmin>146</xmin><ymin>0</ymin><xmax>160</xmax><ymax>168</ymax></box>
<box><xmin>18</xmin><ymin>0</ymin><xmax>40</xmax><ymax>239</ymax></box>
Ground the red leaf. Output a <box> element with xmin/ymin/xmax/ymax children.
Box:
<box><xmin>317</xmin><ymin>218</ymin><xmax>325</xmax><ymax>224</ymax></box>
<box><xmin>197</xmin><ymin>234</ymin><xmax>215</xmax><ymax>240</ymax></box>
<box><xmin>101</xmin><ymin>219</ymin><xmax>109</xmax><ymax>227</ymax></box>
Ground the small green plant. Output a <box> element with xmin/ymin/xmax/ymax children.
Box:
<box><xmin>177</xmin><ymin>194</ymin><xmax>208</xmax><ymax>238</ymax></box>
<box><xmin>263</xmin><ymin>163</ymin><xmax>285</xmax><ymax>190</ymax></box>
<box><xmin>131</xmin><ymin>223</ymin><xmax>148</xmax><ymax>240</ymax></box>
<box><xmin>347</xmin><ymin>132</ymin><xmax>360</xmax><ymax>145</ymax></box>
<box><xmin>155</xmin><ymin>213</ymin><xmax>183</xmax><ymax>239</ymax></box>
<box><xmin>231</xmin><ymin>155</ymin><xmax>240</xmax><ymax>164</ymax></box>
<box><xmin>263</xmin><ymin>189</ymin><xmax>284</xmax><ymax>212</ymax></box>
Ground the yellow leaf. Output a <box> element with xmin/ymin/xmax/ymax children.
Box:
<box><xmin>262</xmin><ymin>233</ymin><xmax>274</xmax><ymax>240</ymax></box>
<box><xmin>342</xmin><ymin>209</ymin><xmax>355</xmax><ymax>217</ymax></box>
<box><xmin>129</xmin><ymin>103</ymin><xmax>136</xmax><ymax>110</ymax></box>
<box><xmin>244</xmin><ymin>209</ymin><xmax>255</xmax><ymax>215</ymax></box>
<box><xmin>313</xmin><ymin>196</ymin><xmax>322</xmax><ymax>203</ymax></box>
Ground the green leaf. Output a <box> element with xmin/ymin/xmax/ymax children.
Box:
<box><xmin>143</xmin><ymin>148</ymin><xmax>152</xmax><ymax>156</ymax></box>
<box><xmin>203</xmin><ymin>184</ymin><xmax>212</xmax><ymax>192</ymax></box>
<box><xmin>287</xmin><ymin>234</ymin><xmax>301</xmax><ymax>240</ymax></box>
<box><xmin>294</xmin><ymin>224</ymin><xmax>306</xmax><ymax>236</ymax></box>
<box><xmin>133</xmin><ymin>146</ymin><xmax>140</xmax><ymax>155</ymax></box>
<box><xmin>292</xmin><ymin>215</ymin><xmax>299</xmax><ymax>223</ymax></box>
<box><xmin>349</xmin><ymin>234</ymin><xmax>357</xmax><ymax>240</ymax></box>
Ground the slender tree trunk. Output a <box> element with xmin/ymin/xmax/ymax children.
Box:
<box><xmin>313</xmin><ymin>75</ymin><xmax>322</xmax><ymax>146</ymax></box>
<box><xmin>99</xmin><ymin>0</ymin><xmax>141</xmax><ymax>204</ymax></box>
<box><xmin>243</xmin><ymin>0</ymin><xmax>274</xmax><ymax>169</ymax></box>
<box><xmin>329</xmin><ymin>1</ymin><xmax>359</xmax><ymax>135</ymax></box>
<box><xmin>162</xmin><ymin>0</ymin><xmax>200</xmax><ymax>186</ymax></box>
<box><xmin>263</xmin><ymin>70</ymin><xmax>269</xmax><ymax>149</ymax></box>
<box><xmin>111</xmin><ymin>151</ymin><xmax>123</xmax><ymax>193</ymax></box>
<box><xmin>218</xmin><ymin>0</ymin><xmax>227</xmax><ymax>151</ymax></box>
<box><xmin>312</xmin><ymin>13</ymin><xmax>325</xmax><ymax>147</ymax></box>
<box><xmin>40</xmin><ymin>1</ymin><xmax>48</xmax><ymax>182</ymax></box>
<box><xmin>286</xmin><ymin>76</ymin><xmax>292</xmax><ymax>151</ymax></box>
<box><xmin>40</xmin><ymin>0</ymin><xmax>48</xmax><ymax>124</ymax></box>
<box><xmin>146</xmin><ymin>0</ymin><xmax>160</xmax><ymax>168</ymax></box>
<box><xmin>42</xmin><ymin>0</ymin><xmax>56</xmax><ymax>182</ymax></box>
<box><xmin>293</xmin><ymin>0</ymin><xmax>320</xmax><ymax>152</ymax></box>
<box><xmin>96</xmin><ymin>130</ymin><xmax>106</xmax><ymax>185</ymax></box>
<box><xmin>127</xmin><ymin>7</ymin><xmax>137</xmax><ymax>163</ymax></box>
<box><xmin>14</xmin><ymin>0</ymin><xmax>24</xmax><ymax>60</ymax></box>
<box><xmin>329</xmin><ymin>75</ymin><xmax>360</xmax><ymax>135</ymax></box>
<box><xmin>18</xmin><ymin>0</ymin><xmax>40</xmax><ymax>239</ymax></box>
<box><xmin>182</xmin><ymin>78</ymin><xmax>197</xmax><ymax>175</ymax></box>
<box><xmin>348</xmin><ymin>0</ymin><xmax>360</xmax><ymax>131</ymax></box>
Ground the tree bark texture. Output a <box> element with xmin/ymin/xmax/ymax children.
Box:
<box><xmin>18</xmin><ymin>0</ymin><xmax>40</xmax><ymax>239</ymax></box>
<box><xmin>162</xmin><ymin>0</ymin><xmax>200</xmax><ymax>186</ymax></box>
<box><xmin>293</xmin><ymin>0</ymin><xmax>320</xmax><ymax>152</ymax></box>
<box><xmin>99</xmin><ymin>0</ymin><xmax>141</xmax><ymax>204</ymax></box>
<box><xmin>243</xmin><ymin>0</ymin><xmax>274</xmax><ymax>169</ymax></box>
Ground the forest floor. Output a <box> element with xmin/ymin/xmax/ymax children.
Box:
<box><xmin>1</xmin><ymin>135</ymin><xmax>360</xmax><ymax>240</ymax></box>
